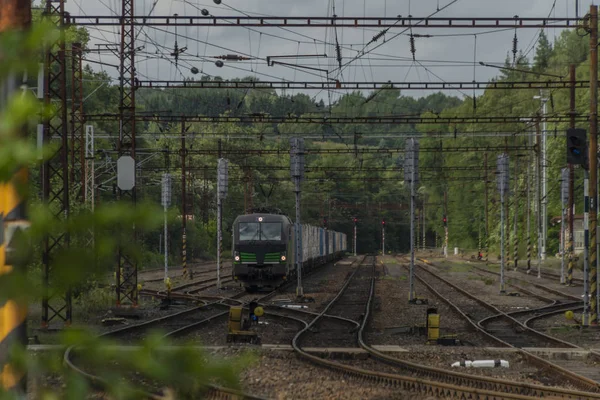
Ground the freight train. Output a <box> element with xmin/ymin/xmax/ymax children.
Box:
<box><xmin>231</xmin><ymin>212</ymin><xmax>347</xmax><ymax>291</ymax></box>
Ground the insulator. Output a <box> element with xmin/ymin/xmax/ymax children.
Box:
<box><xmin>410</xmin><ymin>35</ymin><xmax>416</xmax><ymax>61</ymax></box>
<box><xmin>372</xmin><ymin>30</ymin><xmax>386</xmax><ymax>42</ymax></box>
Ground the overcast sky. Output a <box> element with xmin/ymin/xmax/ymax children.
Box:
<box><xmin>68</xmin><ymin>0</ymin><xmax>597</xmax><ymax>101</ymax></box>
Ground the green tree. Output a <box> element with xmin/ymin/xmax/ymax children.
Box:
<box><xmin>533</xmin><ymin>31</ymin><xmax>552</xmax><ymax>71</ymax></box>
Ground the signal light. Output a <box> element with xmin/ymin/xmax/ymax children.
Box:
<box><xmin>443</xmin><ymin>216</ymin><xmax>447</xmax><ymax>225</ymax></box>
<box><xmin>566</xmin><ymin>128</ymin><xmax>587</xmax><ymax>165</ymax></box>
<box><xmin>382</xmin><ymin>220</ymin><xmax>385</xmax><ymax>225</ymax></box>
<box><xmin>353</xmin><ymin>218</ymin><xmax>357</xmax><ymax>223</ymax></box>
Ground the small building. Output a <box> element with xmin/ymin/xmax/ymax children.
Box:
<box><xmin>550</xmin><ymin>215</ymin><xmax>584</xmax><ymax>253</ymax></box>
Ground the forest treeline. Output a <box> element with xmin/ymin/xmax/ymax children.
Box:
<box><xmin>45</xmin><ymin>24</ymin><xmax>592</xmax><ymax>263</ymax></box>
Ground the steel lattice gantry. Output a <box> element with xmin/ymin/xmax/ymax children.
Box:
<box><xmin>70</xmin><ymin>42</ymin><xmax>85</xmax><ymax>200</ymax></box>
<box><xmin>42</xmin><ymin>0</ymin><xmax>71</xmax><ymax>328</ymax></box>
<box><xmin>65</xmin><ymin>15</ymin><xmax>581</xmax><ymax>28</ymax></box>
<box><xmin>135</xmin><ymin>80</ymin><xmax>591</xmax><ymax>91</ymax></box>
<box><xmin>84</xmin><ymin>113</ymin><xmax>588</xmax><ymax>125</ymax></box>
<box><xmin>116</xmin><ymin>0</ymin><xmax>138</xmax><ymax>306</ymax></box>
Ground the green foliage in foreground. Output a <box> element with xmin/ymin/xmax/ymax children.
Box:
<box><xmin>0</xmin><ymin>23</ymin><xmax>250</xmax><ymax>400</ymax></box>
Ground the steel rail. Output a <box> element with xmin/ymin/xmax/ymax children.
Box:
<box><xmin>358</xmin><ymin>263</ymin><xmax>600</xmax><ymax>398</ymax></box>
<box><xmin>290</xmin><ymin>256</ymin><xmax>581</xmax><ymax>399</ymax></box>
<box><xmin>411</xmin><ymin>258</ymin><xmax>600</xmax><ymax>393</ymax></box>
<box><xmin>63</xmin><ymin>345</ymin><xmax>267</xmax><ymax>400</ymax></box>
<box><xmin>469</xmin><ymin>264</ymin><xmax>582</xmax><ymax>300</ymax></box>
<box><xmin>414</xmin><ymin>262</ymin><xmax>579</xmax><ymax>345</ymax></box>
<box><xmin>142</xmin><ymin>267</ymin><xmax>233</xmax><ymax>284</ymax></box>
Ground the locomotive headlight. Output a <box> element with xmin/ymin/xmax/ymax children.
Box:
<box><xmin>281</xmin><ymin>255</ymin><xmax>286</xmax><ymax>261</ymax></box>
<box><xmin>234</xmin><ymin>255</ymin><xmax>240</xmax><ymax>261</ymax></box>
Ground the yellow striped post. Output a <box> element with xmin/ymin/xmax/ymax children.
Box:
<box><xmin>0</xmin><ymin>0</ymin><xmax>31</xmax><ymax>392</ymax></box>
<box><xmin>567</xmin><ymin>236</ymin><xmax>574</xmax><ymax>285</ymax></box>
<box><xmin>0</xmin><ymin>171</ymin><xmax>29</xmax><ymax>393</ymax></box>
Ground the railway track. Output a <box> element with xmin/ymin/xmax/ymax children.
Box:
<box><xmin>409</xmin><ymin>257</ymin><xmax>600</xmax><ymax>392</ymax></box>
<box><xmin>469</xmin><ymin>263</ymin><xmax>582</xmax><ymax>302</ymax></box>
<box><xmin>514</xmin><ymin>264</ymin><xmax>584</xmax><ymax>286</ymax></box>
<box><xmin>141</xmin><ymin>262</ymin><xmax>232</xmax><ymax>283</ymax></box>
<box><xmin>63</xmin><ymin>345</ymin><xmax>267</xmax><ymax>399</ymax></box>
<box><xmin>412</xmin><ymin>264</ymin><xmax>576</xmax><ymax>349</ymax></box>
<box><xmin>298</xmin><ymin>255</ymin><xmax>374</xmax><ymax>348</ymax></box>
<box><xmin>289</xmin><ymin>254</ymin><xmax>600</xmax><ymax>399</ymax></box>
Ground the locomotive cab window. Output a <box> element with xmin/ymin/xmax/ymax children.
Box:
<box><xmin>238</xmin><ymin>221</ymin><xmax>282</xmax><ymax>241</ymax></box>
<box><xmin>261</xmin><ymin>222</ymin><xmax>282</xmax><ymax>241</ymax></box>
<box><xmin>239</xmin><ymin>222</ymin><xmax>260</xmax><ymax>241</ymax></box>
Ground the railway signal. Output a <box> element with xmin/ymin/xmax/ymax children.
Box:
<box><xmin>566</xmin><ymin>128</ymin><xmax>587</xmax><ymax>165</ymax></box>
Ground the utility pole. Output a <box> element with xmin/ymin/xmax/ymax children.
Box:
<box><xmin>443</xmin><ymin>190</ymin><xmax>448</xmax><ymax>258</ymax></box>
<box><xmin>217</xmin><ymin>158</ymin><xmax>229</xmax><ymax>290</ymax></box>
<box><xmin>567</xmin><ymin>64</ymin><xmax>576</xmax><ymax>286</ymax></box>
<box><xmin>526</xmin><ymin>137</ymin><xmax>532</xmax><ymax>273</ymax></box>
<box><xmin>416</xmin><ymin>207</ymin><xmax>420</xmax><ymax>253</ymax></box>
<box><xmin>181</xmin><ymin>123</ymin><xmax>187</xmax><ymax>279</ymax></box>
<box><xmin>588</xmin><ymin>5</ymin><xmax>598</xmax><ymax>325</ymax></box>
<box><xmin>161</xmin><ymin>174</ymin><xmax>172</xmax><ymax>282</ymax></box>
<box><xmin>535</xmin><ymin>117</ymin><xmax>543</xmax><ymax>278</ymax></box>
<box><xmin>0</xmin><ymin>0</ymin><xmax>31</xmax><ymax>392</ymax></box>
<box><xmin>382</xmin><ymin>219</ymin><xmax>385</xmax><ymax>255</ymax></box>
<box><xmin>561</xmin><ymin>168</ymin><xmax>569</xmax><ymax>284</ymax></box>
<box><xmin>513</xmin><ymin>153</ymin><xmax>519</xmax><ymax>270</ymax></box>
<box><xmin>290</xmin><ymin>137</ymin><xmax>305</xmax><ymax>297</ymax></box>
<box><xmin>484</xmin><ymin>152</ymin><xmax>489</xmax><ymax>263</ymax></box>
<box><xmin>115</xmin><ymin>0</ymin><xmax>138</xmax><ymax>307</ymax></box>
<box><xmin>498</xmin><ymin>154</ymin><xmax>509</xmax><ymax>294</ymax></box>
<box><xmin>353</xmin><ymin>218</ymin><xmax>357</xmax><ymax>256</ymax></box>
<box><xmin>217</xmin><ymin>139</ymin><xmax>223</xmax><ymax>288</ymax></box>
<box><xmin>534</xmin><ymin>92</ymin><xmax>549</xmax><ymax>261</ymax></box>
<box><xmin>422</xmin><ymin>201</ymin><xmax>426</xmax><ymax>251</ymax></box>
<box><xmin>42</xmin><ymin>0</ymin><xmax>72</xmax><ymax>325</ymax></box>
<box><xmin>405</xmin><ymin>139</ymin><xmax>419</xmax><ymax>302</ymax></box>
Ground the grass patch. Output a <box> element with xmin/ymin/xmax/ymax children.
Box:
<box><xmin>446</xmin><ymin>262</ymin><xmax>473</xmax><ymax>272</ymax></box>
<box><xmin>548</xmin><ymin>325</ymin><xmax>578</xmax><ymax>334</ymax></box>
<box><xmin>380</xmin><ymin>275</ymin><xmax>407</xmax><ymax>281</ymax></box>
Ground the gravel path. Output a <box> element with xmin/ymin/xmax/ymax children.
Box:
<box><xmin>213</xmin><ymin>348</ymin><xmax>416</xmax><ymax>400</ymax></box>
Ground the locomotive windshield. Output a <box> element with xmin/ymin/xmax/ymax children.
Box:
<box><xmin>261</xmin><ymin>223</ymin><xmax>282</xmax><ymax>240</ymax></box>
<box><xmin>238</xmin><ymin>222</ymin><xmax>282</xmax><ymax>241</ymax></box>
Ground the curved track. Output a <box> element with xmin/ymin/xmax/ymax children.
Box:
<box><xmin>410</xmin><ymin>257</ymin><xmax>600</xmax><ymax>392</ymax></box>
<box><xmin>290</xmin><ymin>255</ymin><xmax>600</xmax><ymax>399</ymax></box>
